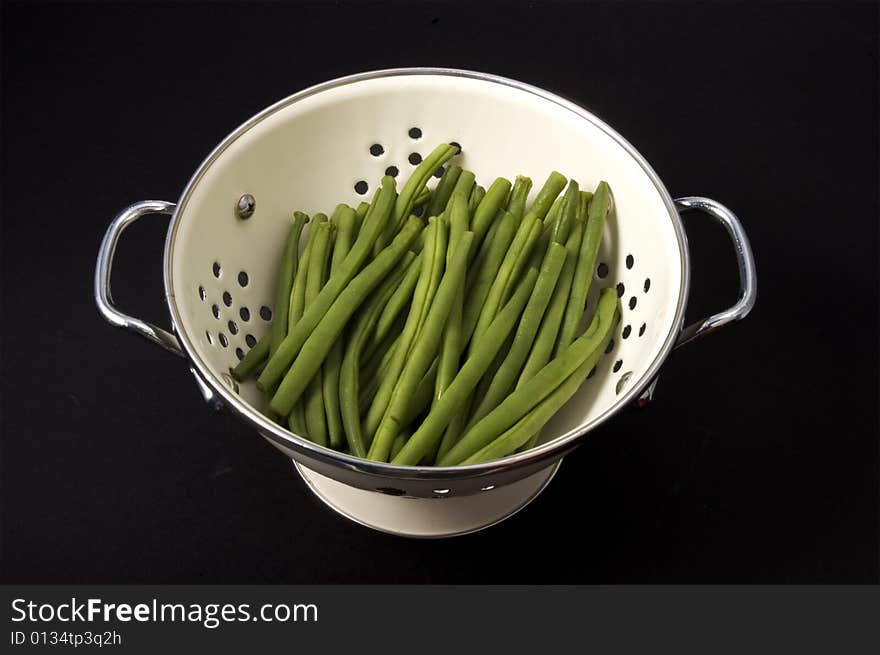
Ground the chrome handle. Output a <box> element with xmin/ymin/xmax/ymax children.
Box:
<box><xmin>94</xmin><ymin>200</ymin><xmax>184</xmax><ymax>356</ymax></box>
<box><xmin>674</xmin><ymin>196</ymin><xmax>757</xmax><ymax>348</ymax></box>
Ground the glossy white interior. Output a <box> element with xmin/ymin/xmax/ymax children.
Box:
<box><xmin>168</xmin><ymin>73</ymin><xmax>683</xmax><ymax>455</ymax></box>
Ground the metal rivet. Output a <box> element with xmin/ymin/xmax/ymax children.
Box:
<box><xmin>236</xmin><ymin>194</ymin><xmax>256</xmax><ymax>219</ymax></box>
<box><xmin>221</xmin><ymin>372</ymin><xmax>239</xmax><ymax>394</ymax></box>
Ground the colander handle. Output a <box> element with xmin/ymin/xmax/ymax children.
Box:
<box><xmin>674</xmin><ymin>196</ymin><xmax>757</xmax><ymax>348</ymax></box>
<box><xmin>94</xmin><ymin>200</ymin><xmax>184</xmax><ymax>357</ymax></box>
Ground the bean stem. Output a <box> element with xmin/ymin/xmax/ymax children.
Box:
<box><xmin>450</xmin><ymin>170</ymin><xmax>476</xmax><ymax>205</ymax></box>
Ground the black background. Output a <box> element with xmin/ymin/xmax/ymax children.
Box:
<box><xmin>1</xmin><ymin>1</ymin><xmax>877</xmax><ymax>583</ymax></box>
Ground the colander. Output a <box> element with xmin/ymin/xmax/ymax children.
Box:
<box><xmin>95</xmin><ymin>68</ymin><xmax>756</xmax><ymax>537</ymax></box>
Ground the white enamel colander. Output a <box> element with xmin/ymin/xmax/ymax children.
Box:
<box><xmin>95</xmin><ymin>68</ymin><xmax>756</xmax><ymax>537</ymax></box>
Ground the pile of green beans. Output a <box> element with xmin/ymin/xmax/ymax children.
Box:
<box><xmin>231</xmin><ymin>142</ymin><xmax>619</xmax><ymax>466</ymax></box>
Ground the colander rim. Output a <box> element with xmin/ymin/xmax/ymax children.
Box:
<box><xmin>162</xmin><ymin>67</ymin><xmax>691</xmax><ymax>481</ymax></box>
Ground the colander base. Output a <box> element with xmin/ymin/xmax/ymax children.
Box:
<box><xmin>293</xmin><ymin>460</ymin><xmax>561</xmax><ymax>538</ymax></box>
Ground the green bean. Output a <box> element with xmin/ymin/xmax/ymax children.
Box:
<box><xmin>447</xmin><ymin>193</ymin><xmax>469</xmax><ymax>258</ymax></box>
<box><xmin>476</xmin><ymin>328</ymin><xmax>513</xmax><ymax>395</ymax></box>
<box><xmin>287</xmin><ymin>213</ymin><xmax>327</xmax><ymax>333</ymax></box>
<box><xmin>373</xmin><ymin>251</ymin><xmax>423</xmax><ymax>346</ymax></box>
<box><xmin>555</xmin><ymin>181</ymin><xmax>612</xmax><ymax>357</ymax></box>
<box><xmin>435</xmin><ymin>192</ymin><xmax>469</xmax><ymax>406</ymax></box>
<box><xmin>275</xmin><ymin>213</ymin><xmax>327</xmax><ymax>426</ymax></box>
<box><xmin>414</xmin><ymin>186</ymin><xmax>432</xmax><ymax>209</ymax></box>
<box><xmin>528</xmin><ymin>180</ymin><xmax>579</xmax><ymax>273</ymax></box>
<box><xmin>439</xmin><ymin>287</ymin><xmax>618</xmax><ymax>465</ymax></box>
<box><xmin>362</xmin><ymin>323</ymin><xmax>400</xmax><ymax>386</ymax></box>
<box><xmin>303</xmin><ymin>382</ymin><xmax>325</xmax><ymax>443</ymax></box>
<box><xmin>366</xmin><ymin>358</ymin><xmax>435</xmax><ymax>436</ymax></box>
<box><xmin>363</xmin><ymin>217</ymin><xmax>449</xmax><ymax>440</ymax></box>
<box><xmin>465</xmin><ymin>328</ymin><xmax>512</xmax><ymax>438</ymax></box>
<box><xmin>390</xmin><ymin>433</ymin><xmax>408</xmax><ymax>460</ymax></box>
<box><xmin>361</xmin><ymin>346</ymin><xmax>397</xmax><ymax>429</ymax></box>
<box><xmin>391</xmin><ymin>267</ymin><xmax>539</xmax><ymax>466</ymax></box>
<box><xmin>517</xmin><ymin>220</ymin><xmax>584</xmax><ymax>388</ymax></box>
<box><xmin>412</xmin><ymin>217</ymin><xmax>433</xmax><ymax>254</ymax></box>
<box><xmin>578</xmin><ymin>191</ymin><xmax>593</xmax><ymax>220</ymax></box>
<box><xmin>466</xmin><ymin>208</ymin><xmax>503</xmax><ymax>293</ymax></box>
<box><xmin>269</xmin><ymin>212</ymin><xmax>309</xmax><ymax>356</ymax></box>
<box><xmin>426</xmin><ymin>165</ymin><xmax>462</xmax><ymax>218</ymax></box>
<box><xmin>470</xmin><ymin>215</ymin><xmax>542</xmax><ymax>345</ymax></box>
<box><xmin>269</xmin><ymin>216</ymin><xmax>423</xmax><ymax>416</ymax></box>
<box><xmin>516</xmin><ymin>191</ymin><xmax>593</xmax><ymax>426</ymax></box>
<box><xmin>382</xmin><ymin>144</ymin><xmax>458</xmax><ymax>249</ymax></box>
<box><xmin>355</xmin><ymin>201</ymin><xmax>371</xmax><ymax>221</ymax></box>
<box><xmin>470</xmin><ymin>177</ymin><xmax>512</xmax><ymax>254</ymax></box>
<box><xmin>258</xmin><ymin>176</ymin><xmax>396</xmax><ymax>391</ymax></box>
<box><xmin>368</xmin><ymin>228</ymin><xmax>469</xmax><ymax>461</ymax></box>
<box><xmin>540</xmin><ymin>196</ymin><xmax>564</xmax><ymax>238</ymax></box>
<box><xmin>461</xmin><ymin>209</ymin><xmax>517</xmax><ymax>344</ymax></box>
<box><xmin>500</xmin><ymin>219</ymin><xmax>543</xmax><ymax>305</ymax></box>
<box><xmin>505</xmin><ymin>175</ymin><xmax>533</xmax><ymax>222</ymax></box>
<box><xmin>231</xmin><ymin>333</ymin><xmax>270</xmax><ymax>381</ymax></box>
<box><xmin>552</xmin><ymin>180</ymin><xmax>580</xmax><ymax>245</ymax></box>
<box><xmin>403</xmin><ymin>362</ymin><xmax>438</xmax><ymax>426</ymax></box>
<box><xmin>460</xmin><ymin>318</ymin><xmax>616</xmax><ymax>464</ymax></box>
<box><xmin>450</xmin><ymin>170</ymin><xmax>476</xmax><ymax>205</ymax></box>
<box><xmin>360</xmin><ymin>255</ymin><xmax>417</xmax><ymax>374</ymax></box>
<box><xmin>526</xmin><ymin>171</ymin><xmax>567</xmax><ymax>221</ymax></box>
<box><xmin>464</xmin><ymin>242</ymin><xmax>567</xmax><ymax>431</ymax></box>
<box><xmin>288</xmin><ymin>404</ymin><xmax>307</xmax><ymax>436</ymax></box>
<box><xmin>338</xmin><ymin>253</ymin><xmax>414</xmax><ymax>457</ymax></box>
<box><xmin>435</xmin><ymin>400</ymin><xmax>469</xmax><ymax>463</ymax></box>
<box><xmin>328</xmin><ymin>204</ymin><xmax>355</xmax><ymax>266</ymax></box>
<box><xmin>468</xmin><ymin>185</ymin><xmax>485</xmax><ymax>216</ymax></box>
<box><xmin>302</xmin><ymin>221</ymin><xmax>335</xmax><ymax>446</ymax></box>
<box><xmin>323</xmin><ymin>205</ymin><xmax>357</xmax><ymax>449</ymax></box>
<box><xmin>357</xmin><ymin>369</ymin><xmax>385</xmax><ymax>417</ymax></box>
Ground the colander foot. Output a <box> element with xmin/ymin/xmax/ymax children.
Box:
<box><xmin>292</xmin><ymin>460</ymin><xmax>561</xmax><ymax>538</ymax></box>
